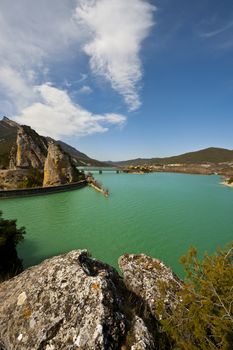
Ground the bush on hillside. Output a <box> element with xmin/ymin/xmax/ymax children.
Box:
<box><xmin>17</xmin><ymin>169</ymin><xmax>43</xmax><ymax>189</ymax></box>
<box><xmin>158</xmin><ymin>243</ymin><xmax>233</xmax><ymax>350</ymax></box>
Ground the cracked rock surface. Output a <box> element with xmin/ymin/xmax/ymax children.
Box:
<box><xmin>0</xmin><ymin>250</ymin><xmax>126</xmax><ymax>350</ymax></box>
<box><xmin>119</xmin><ymin>254</ymin><xmax>182</xmax><ymax>320</ymax></box>
<box><xmin>0</xmin><ymin>251</ymin><xmax>182</xmax><ymax>349</ymax></box>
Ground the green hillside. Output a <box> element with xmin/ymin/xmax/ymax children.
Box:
<box><xmin>116</xmin><ymin>147</ymin><xmax>233</xmax><ymax>166</ymax></box>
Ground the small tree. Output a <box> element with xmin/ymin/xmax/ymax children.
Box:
<box><xmin>0</xmin><ymin>211</ymin><xmax>25</xmax><ymax>281</ymax></box>
<box><xmin>228</xmin><ymin>177</ymin><xmax>233</xmax><ymax>184</ymax></box>
<box><xmin>159</xmin><ymin>244</ymin><xmax>233</xmax><ymax>349</ymax></box>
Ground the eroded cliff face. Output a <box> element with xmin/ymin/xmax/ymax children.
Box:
<box><xmin>43</xmin><ymin>142</ymin><xmax>80</xmax><ymax>187</ymax></box>
<box><xmin>0</xmin><ymin>250</ymin><xmax>183</xmax><ymax>350</ymax></box>
<box><xmin>9</xmin><ymin>126</ymin><xmax>48</xmax><ymax>170</ymax></box>
<box><xmin>2</xmin><ymin>128</ymin><xmax>81</xmax><ymax>189</ymax></box>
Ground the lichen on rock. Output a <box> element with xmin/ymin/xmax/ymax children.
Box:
<box><xmin>0</xmin><ymin>251</ymin><xmax>182</xmax><ymax>349</ymax></box>
<box><xmin>119</xmin><ymin>254</ymin><xmax>183</xmax><ymax>321</ymax></box>
<box><xmin>0</xmin><ymin>250</ymin><xmax>126</xmax><ymax>350</ymax></box>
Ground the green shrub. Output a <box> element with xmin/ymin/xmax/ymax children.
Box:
<box><xmin>0</xmin><ymin>211</ymin><xmax>25</xmax><ymax>281</ymax></box>
<box><xmin>17</xmin><ymin>169</ymin><xmax>43</xmax><ymax>188</ymax></box>
<box><xmin>228</xmin><ymin>177</ymin><xmax>233</xmax><ymax>184</ymax></box>
<box><xmin>159</xmin><ymin>244</ymin><xmax>233</xmax><ymax>349</ymax></box>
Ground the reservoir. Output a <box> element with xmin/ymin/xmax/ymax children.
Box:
<box><xmin>1</xmin><ymin>172</ymin><xmax>232</xmax><ymax>276</ymax></box>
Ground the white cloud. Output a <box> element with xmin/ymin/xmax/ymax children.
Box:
<box><xmin>14</xmin><ymin>84</ymin><xmax>126</xmax><ymax>139</ymax></box>
<box><xmin>0</xmin><ymin>0</ymin><xmax>80</xmax><ymax>68</ymax></box>
<box><xmin>0</xmin><ymin>0</ymin><xmax>154</xmax><ymax>139</ymax></box>
<box><xmin>0</xmin><ymin>66</ymin><xmax>36</xmax><ymax>111</ymax></box>
<box><xmin>0</xmin><ymin>0</ymin><xmax>82</xmax><ymax>114</ymax></box>
<box><xmin>78</xmin><ymin>85</ymin><xmax>93</xmax><ymax>94</ymax></box>
<box><xmin>74</xmin><ymin>0</ymin><xmax>155</xmax><ymax>111</ymax></box>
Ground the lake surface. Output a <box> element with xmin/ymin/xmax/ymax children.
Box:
<box><xmin>1</xmin><ymin>173</ymin><xmax>233</xmax><ymax>276</ymax></box>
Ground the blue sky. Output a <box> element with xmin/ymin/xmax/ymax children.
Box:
<box><xmin>0</xmin><ymin>0</ymin><xmax>233</xmax><ymax>160</ymax></box>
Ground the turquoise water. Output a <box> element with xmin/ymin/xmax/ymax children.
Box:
<box><xmin>1</xmin><ymin>173</ymin><xmax>232</xmax><ymax>276</ymax></box>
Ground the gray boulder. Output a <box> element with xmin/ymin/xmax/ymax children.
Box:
<box><xmin>0</xmin><ymin>250</ymin><xmax>126</xmax><ymax>350</ymax></box>
<box><xmin>119</xmin><ymin>254</ymin><xmax>183</xmax><ymax>320</ymax></box>
<box><xmin>0</xmin><ymin>251</ymin><xmax>183</xmax><ymax>349</ymax></box>
<box><xmin>0</xmin><ymin>251</ymin><xmax>158</xmax><ymax>350</ymax></box>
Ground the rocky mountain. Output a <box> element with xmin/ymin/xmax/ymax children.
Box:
<box><xmin>0</xmin><ymin>117</ymin><xmax>108</xmax><ymax>169</ymax></box>
<box><xmin>43</xmin><ymin>142</ymin><xmax>80</xmax><ymax>186</ymax></box>
<box><xmin>115</xmin><ymin>147</ymin><xmax>233</xmax><ymax>166</ymax></box>
<box><xmin>0</xmin><ymin>250</ymin><xmax>180</xmax><ymax>350</ymax></box>
<box><xmin>0</xmin><ymin>117</ymin><xmax>19</xmax><ymax>168</ymax></box>
<box><xmin>9</xmin><ymin>125</ymin><xmax>48</xmax><ymax>170</ymax></box>
<box><xmin>0</xmin><ymin>122</ymin><xmax>82</xmax><ymax>189</ymax></box>
<box><xmin>57</xmin><ymin>140</ymin><xmax>108</xmax><ymax>167</ymax></box>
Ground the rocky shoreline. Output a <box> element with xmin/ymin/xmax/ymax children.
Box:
<box><xmin>222</xmin><ymin>180</ymin><xmax>233</xmax><ymax>188</ymax></box>
<box><xmin>87</xmin><ymin>173</ymin><xmax>109</xmax><ymax>197</ymax></box>
<box><xmin>122</xmin><ymin>163</ymin><xmax>233</xmax><ymax>177</ymax></box>
<box><xmin>0</xmin><ymin>250</ymin><xmax>180</xmax><ymax>350</ymax></box>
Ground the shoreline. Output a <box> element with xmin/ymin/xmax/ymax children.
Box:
<box><xmin>0</xmin><ymin>180</ymin><xmax>87</xmax><ymax>199</ymax></box>
<box><xmin>221</xmin><ymin>181</ymin><xmax>233</xmax><ymax>188</ymax></box>
<box><xmin>89</xmin><ymin>183</ymin><xmax>109</xmax><ymax>197</ymax></box>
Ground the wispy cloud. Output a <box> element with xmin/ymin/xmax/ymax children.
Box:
<box><xmin>199</xmin><ymin>20</ymin><xmax>233</xmax><ymax>39</ymax></box>
<box><xmin>14</xmin><ymin>84</ymin><xmax>126</xmax><ymax>139</ymax></box>
<box><xmin>74</xmin><ymin>0</ymin><xmax>155</xmax><ymax>111</ymax></box>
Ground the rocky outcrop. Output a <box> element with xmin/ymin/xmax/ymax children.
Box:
<box><xmin>0</xmin><ymin>250</ymin><xmax>160</xmax><ymax>350</ymax></box>
<box><xmin>0</xmin><ymin>118</ymin><xmax>19</xmax><ymax>169</ymax></box>
<box><xmin>0</xmin><ymin>250</ymin><xmax>125</xmax><ymax>349</ymax></box>
<box><xmin>1</xmin><ymin>125</ymin><xmax>81</xmax><ymax>189</ymax></box>
<box><xmin>0</xmin><ymin>250</ymin><xmax>185</xmax><ymax>349</ymax></box>
<box><xmin>119</xmin><ymin>254</ymin><xmax>183</xmax><ymax>320</ymax></box>
<box><xmin>0</xmin><ymin>117</ymin><xmax>108</xmax><ymax>170</ymax></box>
<box><xmin>43</xmin><ymin>142</ymin><xmax>80</xmax><ymax>187</ymax></box>
<box><xmin>9</xmin><ymin>126</ymin><xmax>48</xmax><ymax>170</ymax></box>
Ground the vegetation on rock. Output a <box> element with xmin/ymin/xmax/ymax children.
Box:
<box><xmin>158</xmin><ymin>243</ymin><xmax>233</xmax><ymax>350</ymax></box>
<box><xmin>228</xmin><ymin>177</ymin><xmax>233</xmax><ymax>184</ymax></box>
<box><xmin>17</xmin><ymin>169</ymin><xmax>44</xmax><ymax>188</ymax></box>
<box><xmin>0</xmin><ymin>211</ymin><xmax>25</xmax><ymax>281</ymax></box>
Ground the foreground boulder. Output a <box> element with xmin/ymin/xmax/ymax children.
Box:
<box><xmin>119</xmin><ymin>254</ymin><xmax>182</xmax><ymax>320</ymax></box>
<box><xmin>0</xmin><ymin>251</ymin><xmax>183</xmax><ymax>349</ymax></box>
<box><xmin>0</xmin><ymin>251</ymin><xmax>160</xmax><ymax>350</ymax></box>
<box><xmin>0</xmin><ymin>250</ymin><xmax>126</xmax><ymax>350</ymax></box>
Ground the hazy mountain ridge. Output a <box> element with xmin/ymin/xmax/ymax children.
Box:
<box><xmin>115</xmin><ymin>147</ymin><xmax>233</xmax><ymax>166</ymax></box>
<box><xmin>56</xmin><ymin>140</ymin><xmax>108</xmax><ymax>167</ymax></box>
